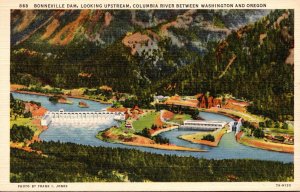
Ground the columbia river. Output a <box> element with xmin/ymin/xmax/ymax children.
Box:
<box><xmin>12</xmin><ymin>92</ymin><xmax>293</xmax><ymax>163</ymax></box>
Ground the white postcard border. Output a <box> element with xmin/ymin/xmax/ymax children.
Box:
<box><xmin>0</xmin><ymin>0</ymin><xmax>299</xmax><ymax>191</ymax></box>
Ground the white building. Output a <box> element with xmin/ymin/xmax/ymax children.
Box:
<box><xmin>227</xmin><ymin>118</ymin><xmax>243</xmax><ymax>134</ymax></box>
<box><xmin>113</xmin><ymin>113</ymin><xmax>126</xmax><ymax>121</ymax></box>
<box><xmin>179</xmin><ymin>120</ymin><xmax>227</xmax><ymax>131</ymax></box>
<box><xmin>153</xmin><ymin>95</ymin><xmax>169</xmax><ymax>102</ymax></box>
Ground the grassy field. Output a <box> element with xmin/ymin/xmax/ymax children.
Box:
<box><xmin>10</xmin><ymin>117</ymin><xmax>37</xmax><ymax>132</ymax></box>
<box><xmin>179</xmin><ymin>128</ymin><xmax>227</xmax><ymax>147</ymax></box>
<box><xmin>96</xmin><ymin>126</ymin><xmax>132</xmax><ymax>143</ymax></box>
<box><xmin>267</xmin><ymin>128</ymin><xmax>294</xmax><ymax>135</ymax></box>
<box><xmin>10</xmin><ymin>117</ymin><xmax>42</xmax><ymax>148</ymax></box>
<box><xmin>181</xmin><ymin>129</ymin><xmax>226</xmax><ymax>140</ymax></box>
<box><xmin>170</xmin><ymin>114</ymin><xmax>192</xmax><ymax>124</ymax></box>
<box><xmin>181</xmin><ymin>130</ymin><xmax>219</xmax><ymax>140</ymax></box>
<box><xmin>238</xmin><ymin>134</ymin><xmax>294</xmax><ymax>153</ymax></box>
<box><xmin>116</xmin><ymin>122</ymin><xmax>130</xmax><ymax>132</ymax></box>
<box><xmin>207</xmin><ymin>108</ymin><xmax>265</xmax><ymax>123</ymax></box>
<box><xmin>132</xmin><ymin>112</ymin><xmax>159</xmax><ymax>131</ymax></box>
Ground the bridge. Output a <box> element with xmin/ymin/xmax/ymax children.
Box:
<box><xmin>41</xmin><ymin>109</ymin><xmax>125</xmax><ymax>126</ymax></box>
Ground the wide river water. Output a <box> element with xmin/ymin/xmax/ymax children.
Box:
<box><xmin>12</xmin><ymin>92</ymin><xmax>293</xmax><ymax>163</ymax></box>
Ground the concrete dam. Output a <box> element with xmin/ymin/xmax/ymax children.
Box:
<box><xmin>41</xmin><ymin>109</ymin><xmax>126</xmax><ymax>126</ymax></box>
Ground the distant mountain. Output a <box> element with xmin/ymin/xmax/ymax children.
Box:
<box><xmin>11</xmin><ymin>9</ymin><xmax>270</xmax><ymax>88</ymax></box>
<box><xmin>11</xmin><ymin>10</ymin><xmax>269</xmax><ymax>51</ymax></box>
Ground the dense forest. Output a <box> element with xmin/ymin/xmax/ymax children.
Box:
<box><xmin>156</xmin><ymin>9</ymin><xmax>294</xmax><ymax>121</ymax></box>
<box><xmin>10</xmin><ymin>94</ymin><xmax>25</xmax><ymax>118</ymax></box>
<box><xmin>10</xmin><ymin>141</ymin><xmax>293</xmax><ymax>182</ymax></box>
<box><xmin>10</xmin><ymin>10</ymin><xmax>294</xmax><ymax>121</ymax></box>
<box><xmin>10</xmin><ymin>124</ymin><xmax>34</xmax><ymax>142</ymax></box>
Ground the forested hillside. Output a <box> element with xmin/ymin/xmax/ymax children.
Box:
<box><xmin>10</xmin><ymin>9</ymin><xmax>293</xmax><ymax>121</ymax></box>
<box><xmin>10</xmin><ymin>141</ymin><xmax>293</xmax><ymax>182</ymax></box>
<box><xmin>157</xmin><ymin>9</ymin><xmax>294</xmax><ymax>121</ymax></box>
<box><xmin>11</xmin><ymin>9</ymin><xmax>269</xmax><ymax>91</ymax></box>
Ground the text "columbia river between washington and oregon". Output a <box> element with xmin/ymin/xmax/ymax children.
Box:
<box><xmin>33</xmin><ymin>3</ymin><xmax>267</xmax><ymax>9</ymax></box>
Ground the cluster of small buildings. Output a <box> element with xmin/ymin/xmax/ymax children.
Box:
<box><xmin>153</xmin><ymin>95</ymin><xmax>170</xmax><ymax>102</ymax></box>
<box><xmin>120</xmin><ymin>105</ymin><xmax>145</xmax><ymax>129</ymax></box>
<box><xmin>265</xmin><ymin>133</ymin><xmax>294</xmax><ymax>144</ymax></box>
<box><xmin>154</xmin><ymin>94</ymin><xmax>251</xmax><ymax>113</ymax></box>
<box><xmin>125</xmin><ymin>121</ymin><xmax>133</xmax><ymax>129</ymax></box>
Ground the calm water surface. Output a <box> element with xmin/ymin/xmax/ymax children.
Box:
<box><xmin>12</xmin><ymin>92</ymin><xmax>293</xmax><ymax>163</ymax></box>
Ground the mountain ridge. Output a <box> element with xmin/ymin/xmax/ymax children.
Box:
<box><xmin>10</xmin><ymin>9</ymin><xmax>293</xmax><ymax>121</ymax></box>
<box><xmin>11</xmin><ymin>10</ymin><xmax>270</xmax><ymax>48</ymax></box>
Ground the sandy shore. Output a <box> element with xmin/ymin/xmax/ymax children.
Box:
<box><xmin>12</xmin><ymin>90</ymin><xmax>52</xmax><ymax>97</ymax></box>
<box><xmin>180</xmin><ymin>128</ymin><xmax>227</xmax><ymax>147</ymax></box>
<box><xmin>99</xmin><ymin>127</ymin><xmax>205</xmax><ymax>152</ymax></box>
<box><xmin>151</xmin><ymin>126</ymin><xmax>179</xmax><ymax>136</ymax></box>
<box><xmin>120</xmin><ymin>141</ymin><xmax>206</xmax><ymax>152</ymax></box>
<box><xmin>65</xmin><ymin>95</ymin><xmax>112</xmax><ymax>104</ymax></box>
<box><xmin>236</xmin><ymin>132</ymin><xmax>294</xmax><ymax>153</ymax></box>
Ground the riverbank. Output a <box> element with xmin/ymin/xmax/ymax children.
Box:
<box><xmin>97</xmin><ymin>127</ymin><xmax>205</xmax><ymax>152</ymax></box>
<box><xmin>206</xmin><ymin>107</ymin><xmax>264</xmax><ymax>125</ymax></box>
<box><xmin>66</xmin><ymin>94</ymin><xmax>112</xmax><ymax>104</ymax></box>
<box><xmin>204</xmin><ymin>108</ymin><xmax>240</xmax><ymax>121</ymax></box>
<box><xmin>179</xmin><ymin>128</ymin><xmax>227</xmax><ymax>147</ymax></box>
<box><xmin>12</xmin><ymin>91</ymin><xmax>200</xmax><ymax>152</ymax></box>
<box><xmin>11</xmin><ymin>91</ymin><xmax>292</xmax><ymax>157</ymax></box>
<box><xmin>12</xmin><ymin>90</ymin><xmax>51</xmax><ymax>97</ymax></box>
<box><xmin>119</xmin><ymin>141</ymin><xmax>205</xmax><ymax>152</ymax></box>
<box><xmin>150</xmin><ymin>126</ymin><xmax>179</xmax><ymax>136</ymax></box>
<box><xmin>10</xmin><ymin>104</ymin><xmax>48</xmax><ymax>154</ymax></box>
<box><xmin>149</xmin><ymin>110</ymin><xmax>191</xmax><ymax>137</ymax></box>
<box><xmin>236</xmin><ymin>132</ymin><xmax>294</xmax><ymax>153</ymax></box>
<box><xmin>11</xmin><ymin>86</ymin><xmax>112</xmax><ymax>104</ymax></box>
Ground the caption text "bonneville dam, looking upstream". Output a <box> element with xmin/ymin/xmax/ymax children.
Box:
<box><xmin>32</xmin><ymin>3</ymin><xmax>267</xmax><ymax>9</ymax></box>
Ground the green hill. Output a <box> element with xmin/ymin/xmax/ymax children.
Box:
<box><xmin>155</xmin><ymin>10</ymin><xmax>294</xmax><ymax>121</ymax></box>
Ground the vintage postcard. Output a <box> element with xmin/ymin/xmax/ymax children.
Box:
<box><xmin>0</xmin><ymin>0</ymin><xmax>299</xmax><ymax>191</ymax></box>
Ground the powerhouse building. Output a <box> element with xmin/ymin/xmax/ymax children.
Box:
<box><xmin>179</xmin><ymin>120</ymin><xmax>227</xmax><ymax>131</ymax></box>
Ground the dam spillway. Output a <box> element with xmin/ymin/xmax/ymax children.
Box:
<box><xmin>41</xmin><ymin>109</ymin><xmax>125</xmax><ymax>126</ymax></box>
